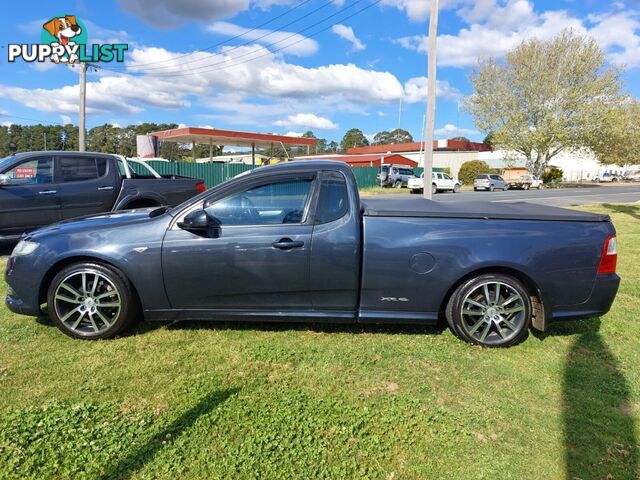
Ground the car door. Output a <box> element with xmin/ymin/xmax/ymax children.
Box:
<box><xmin>162</xmin><ymin>174</ymin><xmax>316</xmax><ymax>311</ymax></box>
<box><xmin>57</xmin><ymin>155</ymin><xmax>120</xmax><ymax>219</ymax></box>
<box><xmin>442</xmin><ymin>173</ymin><xmax>455</xmax><ymax>189</ymax></box>
<box><xmin>0</xmin><ymin>155</ymin><xmax>61</xmax><ymax>236</ymax></box>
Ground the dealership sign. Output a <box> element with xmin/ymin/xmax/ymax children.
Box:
<box><xmin>7</xmin><ymin>15</ymin><xmax>128</xmax><ymax>64</ymax></box>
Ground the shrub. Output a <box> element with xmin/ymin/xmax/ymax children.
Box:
<box><xmin>542</xmin><ymin>166</ymin><xmax>564</xmax><ymax>183</ymax></box>
<box><xmin>458</xmin><ymin>160</ymin><xmax>492</xmax><ymax>185</ymax></box>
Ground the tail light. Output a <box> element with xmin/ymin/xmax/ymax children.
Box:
<box><xmin>196</xmin><ymin>181</ymin><xmax>206</xmax><ymax>193</ymax></box>
<box><xmin>597</xmin><ymin>235</ymin><xmax>617</xmax><ymax>274</ymax></box>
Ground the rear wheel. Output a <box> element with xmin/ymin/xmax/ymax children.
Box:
<box><xmin>47</xmin><ymin>262</ymin><xmax>138</xmax><ymax>340</ymax></box>
<box><xmin>489</xmin><ymin>185</ymin><xmax>495</xmax><ymax>192</ymax></box>
<box><xmin>446</xmin><ymin>273</ymin><xmax>532</xmax><ymax>347</ymax></box>
<box><xmin>432</xmin><ymin>183</ymin><xmax>437</xmax><ymax>195</ymax></box>
<box><xmin>453</xmin><ymin>184</ymin><xmax>460</xmax><ymax>193</ymax></box>
<box><xmin>503</xmin><ymin>184</ymin><xmax>509</xmax><ymax>191</ymax></box>
<box><xmin>394</xmin><ymin>180</ymin><xmax>402</xmax><ymax>189</ymax></box>
<box><xmin>523</xmin><ymin>184</ymin><xmax>530</xmax><ymax>190</ymax></box>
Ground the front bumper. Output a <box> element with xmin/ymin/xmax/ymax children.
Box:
<box><xmin>4</xmin><ymin>256</ymin><xmax>45</xmax><ymax>317</ymax></box>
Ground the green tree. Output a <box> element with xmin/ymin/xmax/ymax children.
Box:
<box><xmin>340</xmin><ymin>128</ymin><xmax>369</xmax><ymax>151</ymax></box>
<box><xmin>373</xmin><ymin>128</ymin><xmax>413</xmax><ymax>145</ymax></box>
<box><xmin>458</xmin><ymin>160</ymin><xmax>492</xmax><ymax>185</ymax></box>
<box><xmin>587</xmin><ymin>98</ymin><xmax>640</xmax><ymax>167</ymax></box>
<box><xmin>450</xmin><ymin>136</ymin><xmax>470</xmax><ymax>142</ymax></box>
<box><xmin>541</xmin><ymin>166</ymin><xmax>564</xmax><ymax>183</ymax></box>
<box><xmin>465</xmin><ymin>30</ymin><xmax>623</xmax><ymax>176</ymax></box>
<box><xmin>327</xmin><ymin>140</ymin><xmax>339</xmax><ymax>152</ymax></box>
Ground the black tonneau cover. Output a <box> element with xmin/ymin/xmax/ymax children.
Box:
<box><xmin>362</xmin><ymin>198</ymin><xmax>610</xmax><ymax>222</ymax></box>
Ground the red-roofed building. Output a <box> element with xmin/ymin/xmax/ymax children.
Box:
<box><xmin>346</xmin><ymin>139</ymin><xmax>491</xmax><ymax>155</ymax></box>
<box><xmin>294</xmin><ymin>153</ymin><xmax>417</xmax><ymax>167</ymax></box>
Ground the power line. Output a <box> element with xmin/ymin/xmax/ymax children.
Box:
<box><xmin>104</xmin><ymin>0</ymin><xmax>317</xmax><ymax>71</ymax></box>
<box><xmin>0</xmin><ymin>113</ymin><xmax>57</xmax><ymax>124</ymax></box>
<box><xmin>102</xmin><ymin>0</ymin><xmax>360</xmax><ymax>75</ymax></box>
<box><xmin>104</xmin><ymin>0</ymin><xmax>379</xmax><ymax>79</ymax></box>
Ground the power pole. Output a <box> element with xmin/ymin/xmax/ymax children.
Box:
<box><xmin>423</xmin><ymin>0</ymin><xmax>440</xmax><ymax>200</ymax></box>
<box><xmin>79</xmin><ymin>62</ymin><xmax>88</xmax><ymax>152</ymax></box>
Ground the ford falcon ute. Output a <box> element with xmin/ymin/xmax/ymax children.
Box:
<box><xmin>5</xmin><ymin>160</ymin><xmax>619</xmax><ymax>347</ymax></box>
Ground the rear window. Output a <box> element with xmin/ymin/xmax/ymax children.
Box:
<box><xmin>379</xmin><ymin>166</ymin><xmax>390</xmax><ymax>173</ymax></box>
<box><xmin>315</xmin><ymin>172</ymin><xmax>349</xmax><ymax>224</ymax></box>
<box><xmin>60</xmin><ymin>157</ymin><xmax>107</xmax><ymax>182</ymax></box>
<box><xmin>475</xmin><ymin>175</ymin><xmax>488</xmax><ymax>180</ymax></box>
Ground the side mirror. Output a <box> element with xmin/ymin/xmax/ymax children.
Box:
<box><xmin>0</xmin><ymin>174</ymin><xmax>10</xmax><ymax>186</ymax></box>
<box><xmin>177</xmin><ymin>209</ymin><xmax>210</xmax><ymax>231</ymax></box>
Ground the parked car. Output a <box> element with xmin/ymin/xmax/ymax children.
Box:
<box><xmin>5</xmin><ymin>160</ymin><xmax>619</xmax><ymax>348</ymax></box>
<box><xmin>474</xmin><ymin>174</ymin><xmax>509</xmax><ymax>191</ymax></box>
<box><xmin>593</xmin><ymin>172</ymin><xmax>621</xmax><ymax>183</ymax></box>
<box><xmin>377</xmin><ymin>164</ymin><xmax>416</xmax><ymax>188</ymax></box>
<box><xmin>408</xmin><ymin>172</ymin><xmax>461</xmax><ymax>194</ymax></box>
<box><xmin>623</xmin><ymin>170</ymin><xmax>640</xmax><ymax>182</ymax></box>
<box><xmin>0</xmin><ymin>152</ymin><xmax>206</xmax><ymax>241</ymax></box>
<box><xmin>530</xmin><ymin>175</ymin><xmax>544</xmax><ymax>189</ymax></box>
<box><xmin>502</xmin><ymin>168</ymin><xmax>540</xmax><ymax>190</ymax></box>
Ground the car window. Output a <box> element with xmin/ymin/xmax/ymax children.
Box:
<box><xmin>436</xmin><ymin>173</ymin><xmax>443</xmax><ymax>179</ymax></box>
<box><xmin>2</xmin><ymin>157</ymin><xmax>53</xmax><ymax>185</ymax></box>
<box><xmin>443</xmin><ymin>174</ymin><xmax>452</xmax><ymax>180</ymax></box>
<box><xmin>475</xmin><ymin>175</ymin><xmax>487</xmax><ymax>180</ymax></box>
<box><xmin>60</xmin><ymin>157</ymin><xmax>107</xmax><ymax>182</ymax></box>
<box><xmin>204</xmin><ymin>178</ymin><xmax>313</xmax><ymax>226</ymax></box>
<box><xmin>380</xmin><ymin>166</ymin><xmax>389</xmax><ymax>173</ymax></box>
<box><xmin>315</xmin><ymin>172</ymin><xmax>349</xmax><ymax>224</ymax></box>
<box><xmin>490</xmin><ymin>175</ymin><xmax>501</xmax><ymax>181</ymax></box>
<box><xmin>392</xmin><ymin>168</ymin><xmax>398</xmax><ymax>174</ymax></box>
<box><xmin>400</xmin><ymin>168</ymin><xmax>414</xmax><ymax>175</ymax></box>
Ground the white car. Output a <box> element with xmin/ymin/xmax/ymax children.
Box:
<box><xmin>408</xmin><ymin>172</ymin><xmax>461</xmax><ymax>194</ymax></box>
<box><xmin>530</xmin><ymin>175</ymin><xmax>544</xmax><ymax>189</ymax></box>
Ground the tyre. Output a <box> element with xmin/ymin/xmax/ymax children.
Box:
<box><xmin>474</xmin><ymin>187</ymin><xmax>479</xmax><ymax>191</ymax></box>
<box><xmin>432</xmin><ymin>183</ymin><xmax>437</xmax><ymax>195</ymax></box>
<box><xmin>394</xmin><ymin>180</ymin><xmax>402</xmax><ymax>189</ymax></box>
<box><xmin>523</xmin><ymin>184</ymin><xmax>530</xmax><ymax>190</ymax></box>
<box><xmin>537</xmin><ymin>184</ymin><xmax>543</xmax><ymax>190</ymax></box>
<box><xmin>446</xmin><ymin>273</ymin><xmax>532</xmax><ymax>347</ymax></box>
<box><xmin>503</xmin><ymin>184</ymin><xmax>509</xmax><ymax>191</ymax></box>
<box><xmin>47</xmin><ymin>262</ymin><xmax>139</xmax><ymax>340</ymax></box>
<box><xmin>489</xmin><ymin>185</ymin><xmax>495</xmax><ymax>192</ymax></box>
<box><xmin>453</xmin><ymin>184</ymin><xmax>460</xmax><ymax>193</ymax></box>
<box><xmin>410</xmin><ymin>188</ymin><xmax>423</xmax><ymax>194</ymax></box>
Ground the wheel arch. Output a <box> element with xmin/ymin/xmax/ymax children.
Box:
<box><xmin>440</xmin><ymin>265</ymin><xmax>547</xmax><ymax>331</ymax></box>
<box><xmin>38</xmin><ymin>255</ymin><xmax>142</xmax><ymax>312</ymax></box>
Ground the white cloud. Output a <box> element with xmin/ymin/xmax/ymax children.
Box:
<box><xmin>396</xmin><ymin>4</ymin><xmax>640</xmax><ymax>69</ymax></box>
<box><xmin>274</xmin><ymin>113</ymin><xmax>338</xmax><ymax>130</ymax></box>
<box><xmin>381</xmin><ymin>0</ymin><xmax>461</xmax><ymax>22</ymax></box>
<box><xmin>403</xmin><ymin>77</ymin><xmax>461</xmax><ymax>102</ymax></box>
<box><xmin>118</xmin><ymin>0</ymin><xmax>250</xmax><ymax>27</ymax></box>
<box><xmin>331</xmin><ymin>24</ymin><xmax>366</xmax><ymax>51</ymax></box>
<box><xmin>434</xmin><ymin>124</ymin><xmax>480</xmax><ymax>137</ymax></box>
<box><xmin>283</xmin><ymin>131</ymin><xmax>304</xmax><ymax>137</ymax></box>
<box><xmin>208</xmin><ymin>22</ymin><xmax>319</xmax><ymax>56</ymax></box>
<box><xmin>60</xmin><ymin>115</ymin><xmax>72</xmax><ymax>124</ymax></box>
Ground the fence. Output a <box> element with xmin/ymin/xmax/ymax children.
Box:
<box><xmin>130</xmin><ymin>161</ymin><xmax>445</xmax><ymax>189</ymax></box>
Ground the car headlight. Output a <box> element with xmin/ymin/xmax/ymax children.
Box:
<box><xmin>11</xmin><ymin>240</ymin><xmax>40</xmax><ymax>257</ymax></box>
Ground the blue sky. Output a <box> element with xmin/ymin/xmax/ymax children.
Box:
<box><xmin>1</xmin><ymin>0</ymin><xmax>639</xmax><ymax>143</ymax></box>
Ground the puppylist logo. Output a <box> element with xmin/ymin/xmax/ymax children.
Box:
<box><xmin>8</xmin><ymin>15</ymin><xmax>128</xmax><ymax>64</ymax></box>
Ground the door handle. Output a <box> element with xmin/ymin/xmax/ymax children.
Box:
<box><xmin>272</xmin><ymin>238</ymin><xmax>304</xmax><ymax>250</ymax></box>
<box><xmin>98</xmin><ymin>186</ymin><xmax>114</xmax><ymax>191</ymax></box>
<box><xmin>38</xmin><ymin>190</ymin><xmax>57</xmax><ymax>195</ymax></box>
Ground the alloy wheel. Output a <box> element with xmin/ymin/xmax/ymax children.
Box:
<box><xmin>459</xmin><ymin>281</ymin><xmax>526</xmax><ymax>345</ymax></box>
<box><xmin>53</xmin><ymin>269</ymin><xmax>122</xmax><ymax>336</ymax></box>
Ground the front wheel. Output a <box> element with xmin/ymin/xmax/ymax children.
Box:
<box><xmin>453</xmin><ymin>184</ymin><xmax>460</xmax><ymax>193</ymax></box>
<box><xmin>446</xmin><ymin>273</ymin><xmax>532</xmax><ymax>347</ymax></box>
<box><xmin>503</xmin><ymin>184</ymin><xmax>509</xmax><ymax>191</ymax></box>
<box><xmin>47</xmin><ymin>262</ymin><xmax>138</xmax><ymax>339</ymax></box>
<box><xmin>431</xmin><ymin>183</ymin><xmax>437</xmax><ymax>195</ymax></box>
<box><xmin>394</xmin><ymin>180</ymin><xmax>402</xmax><ymax>189</ymax></box>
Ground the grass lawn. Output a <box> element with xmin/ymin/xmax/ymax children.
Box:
<box><xmin>0</xmin><ymin>203</ymin><xmax>639</xmax><ymax>479</ymax></box>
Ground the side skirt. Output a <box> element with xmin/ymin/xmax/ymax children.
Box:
<box><xmin>144</xmin><ymin>309</ymin><xmax>357</xmax><ymax>324</ymax></box>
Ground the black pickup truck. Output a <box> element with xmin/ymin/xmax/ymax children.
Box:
<box><xmin>0</xmin><ymin>151</ymin><xmax>205</xmax><ymax>240</ymax></box>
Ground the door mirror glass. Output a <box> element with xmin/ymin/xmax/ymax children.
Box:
<box><xmin>0</xmin><ymin>174</ymin><xmax>9</xmax><ymax>185</ymax></box>
<box><xmin>178</xmin><ymin>209</ymin><xmax>211</xmax><ymax>231</ymax></box>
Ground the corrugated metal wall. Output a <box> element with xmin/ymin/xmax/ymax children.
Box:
<box><xmin>129</xmin><ymin>161</ymin><xmax>445</xmax><ymax>189</ymax></box>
